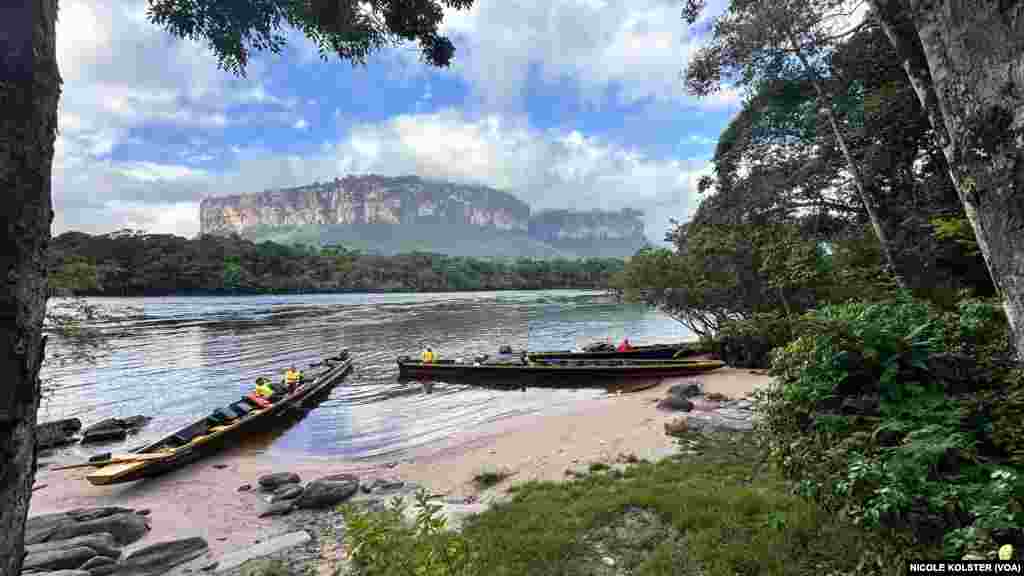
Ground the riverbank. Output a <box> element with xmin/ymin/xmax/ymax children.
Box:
<box><xmin>30</xmin><ymin>367</ymin><xmax>771</xmax><ymax>563</ymax></box>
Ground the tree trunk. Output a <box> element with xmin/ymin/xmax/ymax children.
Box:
<box><xmin>869</xmin><ymin>0</ymin><xmax>1024</xmax><ymax>359</ymax></box>
<box><xmin>0</xmin><ymin>1</ymin><xmax>60</xmax><ymax>574</ymax></box>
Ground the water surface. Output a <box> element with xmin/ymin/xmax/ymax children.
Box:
<box><xmin>40</xmin><ymin>290</ymin><xmax>692</xmax><ymax>461</ymax></box>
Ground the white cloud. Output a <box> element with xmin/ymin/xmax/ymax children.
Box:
<box><xmin>293</xmin><ymin>118</ymin><xmax>310</xmax><ymax>130</ymax></box>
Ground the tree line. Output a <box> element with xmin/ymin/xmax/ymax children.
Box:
<box><xmin>48</xmin><ymin>230</ymin><xmax>626</xmax><ymax>296</ymax></box>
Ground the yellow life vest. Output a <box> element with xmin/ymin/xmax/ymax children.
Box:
<box><xmin>284</xmin><ymin>369</ymin><xmax>300</xmax><ymax>384</ymax></box>
<box><xmin>256</xmin><ymin>383</ymin><xmax>275</xmax><ymax>398</ymax></box>
<box><xmin>421</xmin><ymin>350</ymin><xmax>435</xmax><ymax>363</ymax></box>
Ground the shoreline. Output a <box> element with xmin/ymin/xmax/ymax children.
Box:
<box><xmin>30</xmin><ymin>367</ymin><xmax>771</xmax><ymax>559</ymax></box>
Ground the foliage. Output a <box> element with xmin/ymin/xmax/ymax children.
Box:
<box><xmin>340</xmin><ymin>489</ymin><xmax>476</xmax><ymax>576</ymax></box>
<box><xmin>760</xmin><ymin>296</ymin><xmax>1024</xmax><ymax>557</ymax></box>
<box><xmin>147</xmin><ymin>0</ymin><xmax>474</xmax><ymax>76</ymax></box>
<box><xmin>713</xmin><ymin>312</ymin><xmax>804</xmax><ymax>368</ymax></box>
<box><xmin>46</xmin><ymin>231</ymin><xmax>625</xmax><ymax>296</ymax></box>
<box><xmin>339</xmin><ymin>433</ymin><xmax>926</xmax><ymax>576</ymax></box>
<box><xmin>471</xmin><ymin>468</ymin><xmax>513</xmax><ymax>490</ymax></box>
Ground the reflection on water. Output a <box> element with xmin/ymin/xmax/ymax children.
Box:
<box><xmin>41</xmin><ymin>290</ymin><xmax>692</xmax><ymax>461</ymax></box>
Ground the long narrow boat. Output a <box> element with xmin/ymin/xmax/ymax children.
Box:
<box><xmin>396</xmin><ymin>356</ymin><xmax>725</xmax><ymax>384</ymax></box>
<box><xmin>82</xmin><ymin>350</ymin><xmax>354</xmax><ymax>486</ymax></box>
<box><xmin>526</xmin><ymin>341</ymin><xmax>702</xmax><ymax>361</ymax></box>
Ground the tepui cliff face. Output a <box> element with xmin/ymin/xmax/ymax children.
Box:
<box><xmin>200</xmin><ymin>174</ymin><xmax>648</xmax><ymax>258</ymax></box>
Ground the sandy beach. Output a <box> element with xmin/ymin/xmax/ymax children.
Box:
<box><xmin>30</xmin><ymin>367</ymin><xmax>772</xmax><ymax>557</ymax></box>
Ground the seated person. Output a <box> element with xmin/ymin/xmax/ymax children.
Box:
<box><xmin>421</xmin><ymin>347</ymin><xmax>436</xmax><ymax>363</ymax></box>
<box><xmin>617</xmin><ymin>338</ymin><xmax>635</xmax><ymax>352</ymax></box>
<box><xmin>283</xmin><ymin>366</ymin><xmax>302</xmax><ymax>391</ymax></box>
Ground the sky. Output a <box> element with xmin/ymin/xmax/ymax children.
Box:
<box><xmin>53</xmin><ymin>0</ymin><xmax>742</xmax><ymax>245</ymax></box>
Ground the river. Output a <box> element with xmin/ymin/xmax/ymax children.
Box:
<box><xmin>39</xmin><ymin>290</ymin><xmax>693</xmax><ymax>462</ymax></box>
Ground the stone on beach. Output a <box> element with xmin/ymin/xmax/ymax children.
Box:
<box><xmin>26</xmin><ymin>533</ymin><xmax>121</xmax><ymax>560</ymax></box>
<box><xmin>78</xmin><ymin>555</ymin><xmax>118</xmax><ymax>570</ymax></box>
<box><xmin>295</xmin><ymin>474</ymin><xmax>359</xmax><ymax>509</ymax></box>
<box><xmin>22</xmin><ymin>546</ymin><xmax>98</xmax><ymax>572</ymax></box>
<box><xmin>269</xmin><ymin>484</ymin><xmax>304</xmax><ymax>503</ymax></box>
<box><xmin>24</xmin><ymin>571</ymin><xmax>91</xmax><ymax>576</ymax></box>
<box><xmin>47</xmin><ymin>513</ymin><xmax>150</xmax><ymax>546</ymax></box>
<box><xmin>115</xmin><ymin>537</ymin><xmax>210</xmax><ymax>576</ymax></box>
<box><xmin>80</xmin><ymin>417</ymin><xmax>151</xmax><ymax>445</ymax></box>
<box><xmin>25</xmin><ymin>509</ymin><xmax>140</xmax><ymax>546</ymax></box>
<box><xmin>257</xmin><ymin>501</ymin><xmax>296</xmax><ymax>518</ymax></box>
<box><xmin>656</xmin><ymin>396</ymin><xmax>694</xmax><ymax>412</ymax></box>
<box><xmin>36</xmin><ymin>418</ymin><xmax>83</xmax><ymax>449</ymax></box>
<box><xmin>667</xmin><ymin>381</ymin><xmax>703</xmax><ymax>399</ymax></box>
<box><xmin>212</xmin><ymin>531</ymin><xmax>312</xmax><ymax>572</ymax></box>
<box><xmin>664</xmin><ymin>418</ymin><xmax>688</xmax><ymax>437</ymax></box>
<box><xmin>257</xmin><ymin>472</ymin><xmax>300</xmax><ymax>492</ymax></box>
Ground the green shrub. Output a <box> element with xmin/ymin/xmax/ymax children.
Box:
<box><xmin>760</xmin><ymin>295</ymin><xmax>1024</xmax><ymax>558</ymax></box>
<box><xmin>713</xmin><ymin>312</ymin><xmax>803</xmax><ymax>368</ymax></box>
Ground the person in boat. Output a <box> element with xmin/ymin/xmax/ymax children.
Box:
<box><xmin>255</xmin><ymin>377</ymin><xmax>277</xmax><ymax>399</ymax></box>
<box><xmin>283</xmin><ymin>366</ymin><xmax>302</xmax><ymax>390</ymax></box>
<box><xmin>490</xmin><ymin>344</ymin><xmax>524</xmax><ymax>365</ymax></box>
<box><xmin>421</xmin><ymin>347</ymin><xmax>436</xmax><ymax>363</ymax></box>
<box><xmin>617</xmin><ymin>338</ymin><xmax>635</xmax><ymax>352</ymax></box>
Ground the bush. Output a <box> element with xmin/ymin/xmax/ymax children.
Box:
<box><xmin>713</xmin><ymin>313</ymin><xmax>802</xmax><ymax>368</ymax></box>
<box><xmin>759</xmin><ymin>295</ymin><xmax>1024</xmax><ymax>558</ymax></box>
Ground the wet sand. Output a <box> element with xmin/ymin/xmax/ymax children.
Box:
<box><xmin>30</xmin><ymin>367</ymin><xmax>772</xmax><ymax>557</ymax></box>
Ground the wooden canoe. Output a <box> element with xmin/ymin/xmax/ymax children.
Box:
<box><xmin>396</xmin><ymin>357</ymin><xmax>725</xmax><ymax>385</ymax></box>
<box><xmin>83</xmin><ymin>350</ymin><xmax>353</xmax><ymax>486</ymax></box>
<box><xmin>526</xmin><ymin>342</ymin><xmax>702</xmax><ymax>361</ymax></box>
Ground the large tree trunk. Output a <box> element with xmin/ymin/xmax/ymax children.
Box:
<box><xmin>0</xmin><ymin>1</ymin><xmax>60</xmax><ymax>574</ymax></box>
<box><xmin>869</xmin><ymin>0</ymin><xmax>1024</xmax><ymax>358</ymax></box>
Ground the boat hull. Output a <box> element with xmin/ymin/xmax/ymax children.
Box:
<box><xmin>396</xmin><ymin>358</ymin><xmax>725</xmax><ymax>387</ymax></box>
<box><xmin>85</xmin><ymin>354</ymin><xmax>353</xmax><ymax>486</ymax></box>
<box><xmin>527</xmin><ymin>343</ymin><xmax>699</xmax><ymax>361</ymax></box>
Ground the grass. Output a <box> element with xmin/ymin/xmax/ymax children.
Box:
<box><xmin>339</xmin><ymin>431</ymin><xmax>916</xmax><ymax>576</ymax></box>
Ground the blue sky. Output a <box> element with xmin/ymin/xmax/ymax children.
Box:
<box><xmin>53</xmin><ymin>0</ymin><xmax>741</xmax><ymax>243</ymax></box>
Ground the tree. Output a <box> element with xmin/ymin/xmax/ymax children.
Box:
<box><xmin>865</xmin><ymin>0</ymin><xmax>1024</xmax><ymax>359</ymax></box>
<box><xmin>682</xmin><ymin>0</ymin><xmax>908</xmax><ymax>289</ymax></box>
<box><xmin>0</xmin><ymin>0</ymin><xmax>474</xmax><ymax>573</ymax></box>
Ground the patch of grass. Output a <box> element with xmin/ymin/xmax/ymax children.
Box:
<box><xmin>339</xmin><ymin>431</ymin><xmax>920</xmax><ymax>576</ymax></box>
<box><xmin>588</xmin><ymin>462</ymin><xmax>611</xmax><ymax>472</ymax></box>
<box><xmin>472</xmin><ymin>467</ymin><xmax>513</xmax><ymax>490</ymax></box>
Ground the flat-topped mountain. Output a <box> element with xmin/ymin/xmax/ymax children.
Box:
<box><xmin>200</xmin><ymin>174</ymin><xmax>649</xmax><ymax>258</ymax></box>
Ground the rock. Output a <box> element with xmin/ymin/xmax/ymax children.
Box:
<box><xmin>25</xmin><ymin>510</ymin><xmax>133</xmax><ymax>545</ymax></box>
<box><xmin>88</xmin><ymin>565</ymin><xmax>122</xmax><ymax>576</ymax></box>
<box><xmin>237</xmin><ymin>484</ymin><xmax>252</xmax><ymax>492</ymax></box>
<box><xmin>48</xmin><ymin>513</ymin><xmax>150</xmax><ymax>546</ymax></box>
<box><xmin>25</xmin><ymin>571</ymin><xmax>91</xmax><ymax>576</ymax></box>
<box><xmin>135</xmin><ymin>509</ymin><xmax>150</xmax><ymax>517</ymax></box>
<box><xmin>214</xmin><ymin>531</ymin><xmax>311</xmax><ymax>572</ymax></box>
<box><xmin>368</xmin><ymin>478</ymin><xmax>405</xmax><ymax>493</ymax></box>
<box><xmin>201</xmin><ymin>561</ymin><xmax>219</xmax><ymax>571</ymax></box>
<box><xmin>668</xmin><ymin>381</ymin><xmax>703</xmax><ymax>399</ymax></box>
<box><xmin>257</xmin><ymin>472</ymin><xmax>300</xmax><ymax>491</ymax></box>
<box><xmin>26</xmin><ymin>533</ymin><xmax>121</xmax><ymax>559</ymax></box>
<box><xmin>258</xmin><ymin>501</ymin><xmax>295</xmax><ymax>518</ymax></box>
<box><xmin>79</xmin><ymin>556</ymin><xmax>118</xmax><ymax>570</ymax></box>
<box><xmin>664</xmin><ymin>418</ymin><xmax>688</xmax><ymax>437</ymax></box>
<box><xmin>685</xmin><ymin>410</ymin><xmax>755</xmax><ymax>432</ymax></box>
<box><xmin>22</xmin><ymin>546</ymin><xmax>98</xmax><ymax>572</ymax></box>
<box><xmin>269</xmin><ymin>484</ymin><xmax>304</xmax><ymax>503</ymax></box>
<box><xmin>80</xmin><ymin>417</ymin><xmax>149</xmax><ymax>444</ymax></box>
<box><xmin>117</xmin><ymin>537</ymin><xmax>209</xmax><ymax>576</ymax></box>
<box><xmin>36</xmin><ymin>418</ymin><xmax>83</xmax><ymax>449</ymax></box>
<box><xmin>656</xmin><ymin>396</ymin><xmax>694</xmax><ymax>412</ymax></box>
<box><xmin>120</xmin><ymin>415</ymin><xmax>152</xmax><ymax>430</ymax></box>
<box><xmin>212</xmin><ymin>464</ymin><xmax>228</xmax><ymax>470</ymax></box>
<box><xmin>295</xmin><ymin>474</ymin><xmax>359</xmax><ymax>509</ymax></box>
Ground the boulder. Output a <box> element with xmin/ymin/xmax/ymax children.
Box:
<box><xmin>36</xmin><ymin>418</ymin><xmax>83</xmax><ymax>449</ymax></box>
<box><xmin>48</xmin><ymin>513</ymin><xmax>149</xmax><ymax>546</ymax></box>
<box><xmin>22</xmin><ymin>546</ymin><xmax>98</xmax><ymax>572</ymax></box>
<box><xmin>269</xmin><ymin>484</ymin><xmax>303</xmax><ymax>503</ymax></box>
<box><xmin>24</xmin><ymin>571</ymin><xmax>90</xmax><ymax>576</ymax></box>
<box><xmin>257</xmin><ymin>501</ymin><xmax>295</xmax><ymax>518</ymax></box>
<box><xmin>257</xmin><ymin>472</ymin><xmax>300</xmax><ymax>492</ymax></box>
<box><xmin>667</xmin><ymin>381</ymin><xmax>703</xmax><ymax>399</ymax></box>
<box><xmin>87</xmin><ymin>566</ymin><xmax>121</xmax><ymax>576</ymax></box>
<box><xmin>657</xmin><ymin>396</ymin><xmax>694</xmax><ymax>412</ymax></box>
<box><xmin>26</xmin><ymin>533</ymin><xmax>121</xmax><ymax>559</ymax></box>
<box><xmin>368</xmin><ymin>478</ymin><xmax>405</xmax><ymax>494</ymax></box>
<box><xmin>115</xmin><ymin>537</ymin><xmax>209</xmax><ymax>576</ymax></box>
<box><xmin>80</xmin><ymin>416</ymin><xmax>150</xmax><ymax>445</ymax></box>
<box><xmin>25</xmin><ymin>509</ymin><xmax>133</xmax><ymax>545</ymax></box>
<box><xmin>295</xmin><ymin>474</ymin><xmax>359</xmax><ymax>509</ymax></box>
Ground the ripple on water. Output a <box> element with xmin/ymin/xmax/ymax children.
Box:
<box><xmin>39</xmin><ymin>290</ymin><xmax>693</xmax><ymax>461</ymax></box>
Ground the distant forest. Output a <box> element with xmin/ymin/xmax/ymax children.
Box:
<box><xmin>47</xmin><ymin>231</ymin><xmax>627</xmax><ymax>296</ymax></box>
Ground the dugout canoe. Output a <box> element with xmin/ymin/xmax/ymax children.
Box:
<box><xmin>80</xmin><ymin>350</ymin><xmax>353</xmax><ymax>486</ymax></box>
<box><xmin>526</xmin><ymin>342</ymin><xmax>703</xmax><ymax>361</ymax></box>
<box><xmin>396</xmin><ymin>356</ymin><xmax>725</xmax><ymax>384</ymax></box>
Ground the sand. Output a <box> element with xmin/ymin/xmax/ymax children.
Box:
<box><xmin>29</xmin><ymin>367</ymin><xmax>772</xmax><ymax>557</ymax></box>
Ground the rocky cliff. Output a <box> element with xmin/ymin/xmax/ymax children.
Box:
<box><xmin>200</xmin><ymin>175</ymin><xmax>649</xmax><ymax>258</ymax></box>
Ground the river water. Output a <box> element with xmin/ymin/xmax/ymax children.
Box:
<box><xmin>40</xmin><ymin>290</ymin><xmax>692</xmax><ymax>462</ymax></box>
